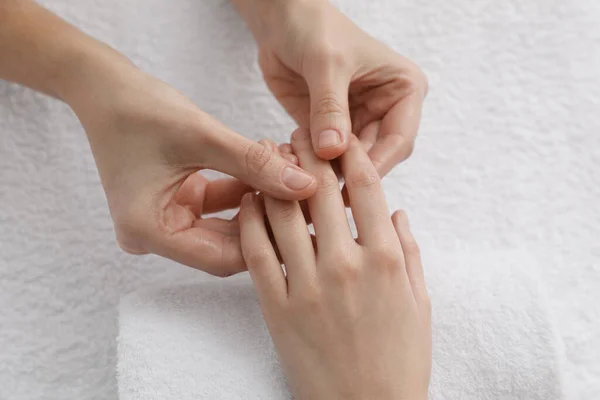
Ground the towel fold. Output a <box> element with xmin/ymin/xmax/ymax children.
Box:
<box><xmin>118</xmin><ymin>248</ymin><xmax>565</xmax><ymax>399</ymax></box>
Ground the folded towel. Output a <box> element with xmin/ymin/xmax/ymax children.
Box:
<box><xmin>117</xmin><ymin>248</ymin><xmax>565</xmax><ymax>399</ymax></box>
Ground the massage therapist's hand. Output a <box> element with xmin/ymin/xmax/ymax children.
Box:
<box><xmin>67</xmin><ymin>58</ymin><xmax>318</xmax><ymax>276</ymax></box>
<box><xmin>0</xmin><ymin>1</ymin><xmax>317</xmax><ymax>276</ymax></box>
<box><xmin>232</xmin><ymin>0</ymin><xmax>428</xmax><ymax>176</ymax></box>
<box><xmin>239</xmin><ymin>129</ymin><xmax>432</xmax><ymax>400</ymax></box>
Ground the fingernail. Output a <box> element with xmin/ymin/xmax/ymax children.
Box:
<box><xmin>318</xmin><ymin>129</ymin><xmax>341</xmax><ymax>149</ymax></box>
<box><xmin>282</xmin><ymin>166</ymin><xmax>314</xmax><ymax>191</ymax></box>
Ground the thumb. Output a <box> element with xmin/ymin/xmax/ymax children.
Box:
<box><xmin>307</xmin><ymin>70</ymin><xmax>351</xmax><ymax>160</ymax></box>
<box><xmin>207</xmin><ymin>129</ymin><xmax>317</xmax><ymax>201</ymax></box>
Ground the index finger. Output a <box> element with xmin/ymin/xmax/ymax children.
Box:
<box><xmin>367</xmin><ymin>91</ymin><xmax>424</xmax><ymax>177</ymax></box>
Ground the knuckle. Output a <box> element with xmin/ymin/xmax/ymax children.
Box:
<box><xmin>316</xmin><ymin>172</ymin><xmax>340</xmax><ymax>197</ymax></box>
<box><xmin>312</xmin><ymin>43</ymin><xmax>346</xmax><ymax>69</ymax></box>
<box><xmin>325</xmin><ymin>251</ymin><xmax>360</xmax><ymax>285</ymax></box>
<box><xmin>275</xmin><ymin>202</ymin><xmax>300</xmax><ymax>224</ymax></box>
<box><xmin>407</xmin><ymin>64</ymin><xmax>429</xmax><ymax>97</ymax></box>
<box><xmin>346</xmin><ymin>168</ymin><xmax>379</xmax><ymax>190</ymax></box>
<box><xmin>245</xmin><ymin>142</ymin><xmax>274</xmax><ymax>176</ymax></box>
<box><xmin>371</xmin><ymin>245</ymin><xmax>403</xmax><ymax>272</ymax></box>
<box><xmin>291</xmin><ymin>127</ymin><xmax>311</xmax><ymax>143</ymax></box>
<box><xmin>244</xmin><ymin>246</ymin><xmax>272</xmax><ymax>268</ymax></box>
<box><xmin>292</xmin><ymin>286</ymin><xmax>322</xmax><ymax>313</ymax></box>
<box><xmin>402</xmin><ymin>239</ymin><xmax>421</xmax><ymax>258</ymax></box>
<box><xmin>329</xmin><ymin>263</ymin><xmax>360</xmax><ymax>287</ymax></box>
<box><xmin>313</xmin><ymin>92</ymin><xmax>345</xmax><ymax>118</ymax></box>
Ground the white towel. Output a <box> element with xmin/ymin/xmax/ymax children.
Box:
<box><xmin>117</xmin><ymin>248</ymin><xmax>565</xmax><ymax>399</ymax></box>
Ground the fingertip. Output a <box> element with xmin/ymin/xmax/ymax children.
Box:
<box><xmin>280</xmin><ymin>165</ymin><xmax>317</xmax><ymax>198</ymax></box>
<box><xmin>258</xmin><ymin>138</ymin><xmax>269</xmax><ymax>150</ymax></box>
<box><xmin>312</xmin><ymin>129</ymin><xmax>348</xmax><ymax>160</ymax></box>
<box><xmin>279</xmin><ymin>143</ymin><xmax>293</xmax><ymax>154</ymax></box>
<box><xmin>241</xmin><ymin>192</ymin><xmax>266</xmax><ymax>218</ymax></box>
<box><xmin>266</xmin><ymin>140</ymin><xmax>278</xmax><ymax>153</ymax></box>
<box><xmin>392</xmin><ymin>209</ymin><xmax>409</xmax><ymax>226</ymax></box>
<box><xmin>241</xmin><ymin>192</ymin><xmax>255</xmax><ymax>209</ymax></box>
<box><xmin>291</xmin><ymin>127</ymin><xmax>311</xmax><ymax>142</ymax></box>
<box><xmin>314</xmin><ymin>141</ymin><xmax>347</xmax><ymax>160</ymax></box>
<box><xmin>294</xmin><ymin>176</ymin><xmax>318</xmax><ymax>200</ymax></box>
<box><xmin>282</xmin><ymin>153</ymin><xmax>299</xmax><ymax>166</ymax></box>
<box><xmin>259</xmin><ymin>138</ymin><xmax>277</xmax><ymax>152</ymax></box>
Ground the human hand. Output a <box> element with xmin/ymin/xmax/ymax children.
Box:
<box><xmin>239</xmin><ymin>128</ymin><xmax>432</xmax><ymax>400</ymax></box>
<box><xmin>233</xmin><ymin>0</ymin><xmax>428</xmax><ymax>176</ymax></box>
<box><xmin>62</xmin><ymin>50</ymin><xmax>317</xmax><ymax>276</ymax></box>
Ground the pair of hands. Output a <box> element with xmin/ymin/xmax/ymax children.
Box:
<box><xmin>63</xmin><ymin>0</ymin><xmax>427</xmax><ymax>276</ymax></box>
<box><xmin>1</xmin><ymin>2</ymin><xmax>432</xmax><ymax>397</ymax></box>
<box><xmin>239</xmin><ymin>129</ymin><xmax>432</xmax><ymax>400</ymax></box>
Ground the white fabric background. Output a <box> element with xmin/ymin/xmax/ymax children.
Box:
<box><xmin>0</xmin><ymin>0</ymin><xmax>598</xmax><ymax>399</ymax></box>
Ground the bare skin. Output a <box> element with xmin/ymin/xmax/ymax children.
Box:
<box><xmin>1</xmin><ymin>0</ymin><xmax>427</xmax><ymax>275</ymax></box>
<box><xmin>0</xmin><ymin>0</ymin><xmax>317</xmax><ymax>275</ymax></box>
<box><xmin>240</xmin><ymin>129</ymin><xmax>432</xmax><ymax>400</ymax></box>
<box><xmin>232</xmin><ymin>0</ymin><xmax>428</xmax><ymax>175</ymax></box>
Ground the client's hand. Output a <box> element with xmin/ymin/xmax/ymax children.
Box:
<box><xmin>239</xmin><ymin>128</ymin><xmax>432</xmax><ymax>400</ymax></box>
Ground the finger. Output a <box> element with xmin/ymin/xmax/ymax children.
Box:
<box><xmin>339</xmin><ymin>120</ymin><xmax>383</xmax><ymax>205</ymax></box>
<box><xmin>282</xmin><ymin>153</ymin><xmax>299</xmax><ymax>166</ymax></box>
<box><xmin>173</xmin><ymin>173</ymin><xmax>251</xmax><ymax>216</ymax></box>
<box><xmin>206</xmin><ymin>125</ymin><xmax>317</xmax><ymax>201</ymax></box>
<box><xmin>239</xmin><ymin>193</ymin><xmax>287</xmax><ymax>302</ymax></box>
<box><xmin>259</xmin><ymin>138</ymin><xmax>278</xmax><ymax>153</ymax></box>
<box><xmin>272</xmin><ymin>142</ymin><xmax>299</xmax><ymax>165</ymax></box>
<box><xmin>203</xmin><ymin>178</ymin><xmax>254</xmax><ymax>214</ymax></box>
<box><xmin>367</xmin><ymin>91</ymin><xmax>423</xmax><ymax>177</ymax></box>
<box><xmin>392</xmin><ymin>210</ymin><xmax>428</xmax><ymax>305</ymax></box>
<box><xmin>264</xmin><ymin>196</ymin><xmax>316</xmax><ymax>292</ymax></box>
<box><xmin>340</xmin><ymin>135</ymin><xmax>396</xmax><ymax>245</ymax></box>
<box><xmin>279</xmin><ymin>143</ymin><xmax>293</xmax><ymax>154</ymax></box>
<box><xmin>358</xmin><ymin>120</ymin><xmax>381</xmax><ymax>153</ymax></box>
<box><xmin>192</xmin><ymin>218</ymin><xmax>239</xmax><ymax>236</ymax></box>
<box><xmin>291</xmin><ymin>128</ymin><xmax>353</xmax><ymax>250</ymax></box>
<box><xmin>155</xmin><ymin>227</ymin><xmax>245</xmax><ymax>277</ymax></box>
<box><xmin>306</xmin><ymin>68</ymin><xmax>351</xmax><ymax>160</ymax></box>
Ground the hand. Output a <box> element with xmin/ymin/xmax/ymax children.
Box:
<box><xmin>239</xmin><ymin>128</ymin><xmax>432</xmax><ymax>400</ymax></box>
<box><xmin>63</xmin><ymin>50</ymin><xmax>317</xmax><ymax>276</ymax></box>
<box><xmin>234</xmin><ymin>0</ymin><xmax>428</xmax><ymax>175</ymax></box>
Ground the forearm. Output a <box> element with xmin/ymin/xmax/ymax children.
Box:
<box><xmin>0</xmin><ymin>0</ymin><xmax>131</xmax><ymax>102</ymax></box>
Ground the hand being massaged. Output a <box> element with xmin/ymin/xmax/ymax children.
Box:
<box><xmin>1</xmin><ymin>1</ymin><xmax>432</xmax><ymax>397</ymax></box>
<box><xmin>240</xmin><ymin>129</ymin><xmax>432</xmax><ymax>400</ymax></box>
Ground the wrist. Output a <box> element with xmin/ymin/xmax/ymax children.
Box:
<box><xmin>230</xmin><ymin>0</ymin><xmax>329</xmax><ymax>43</ymax></box>
<box><xmin>55</xmin><ymin>38</ymin><xmax>137</xmax><ymax>109</ymax></box>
